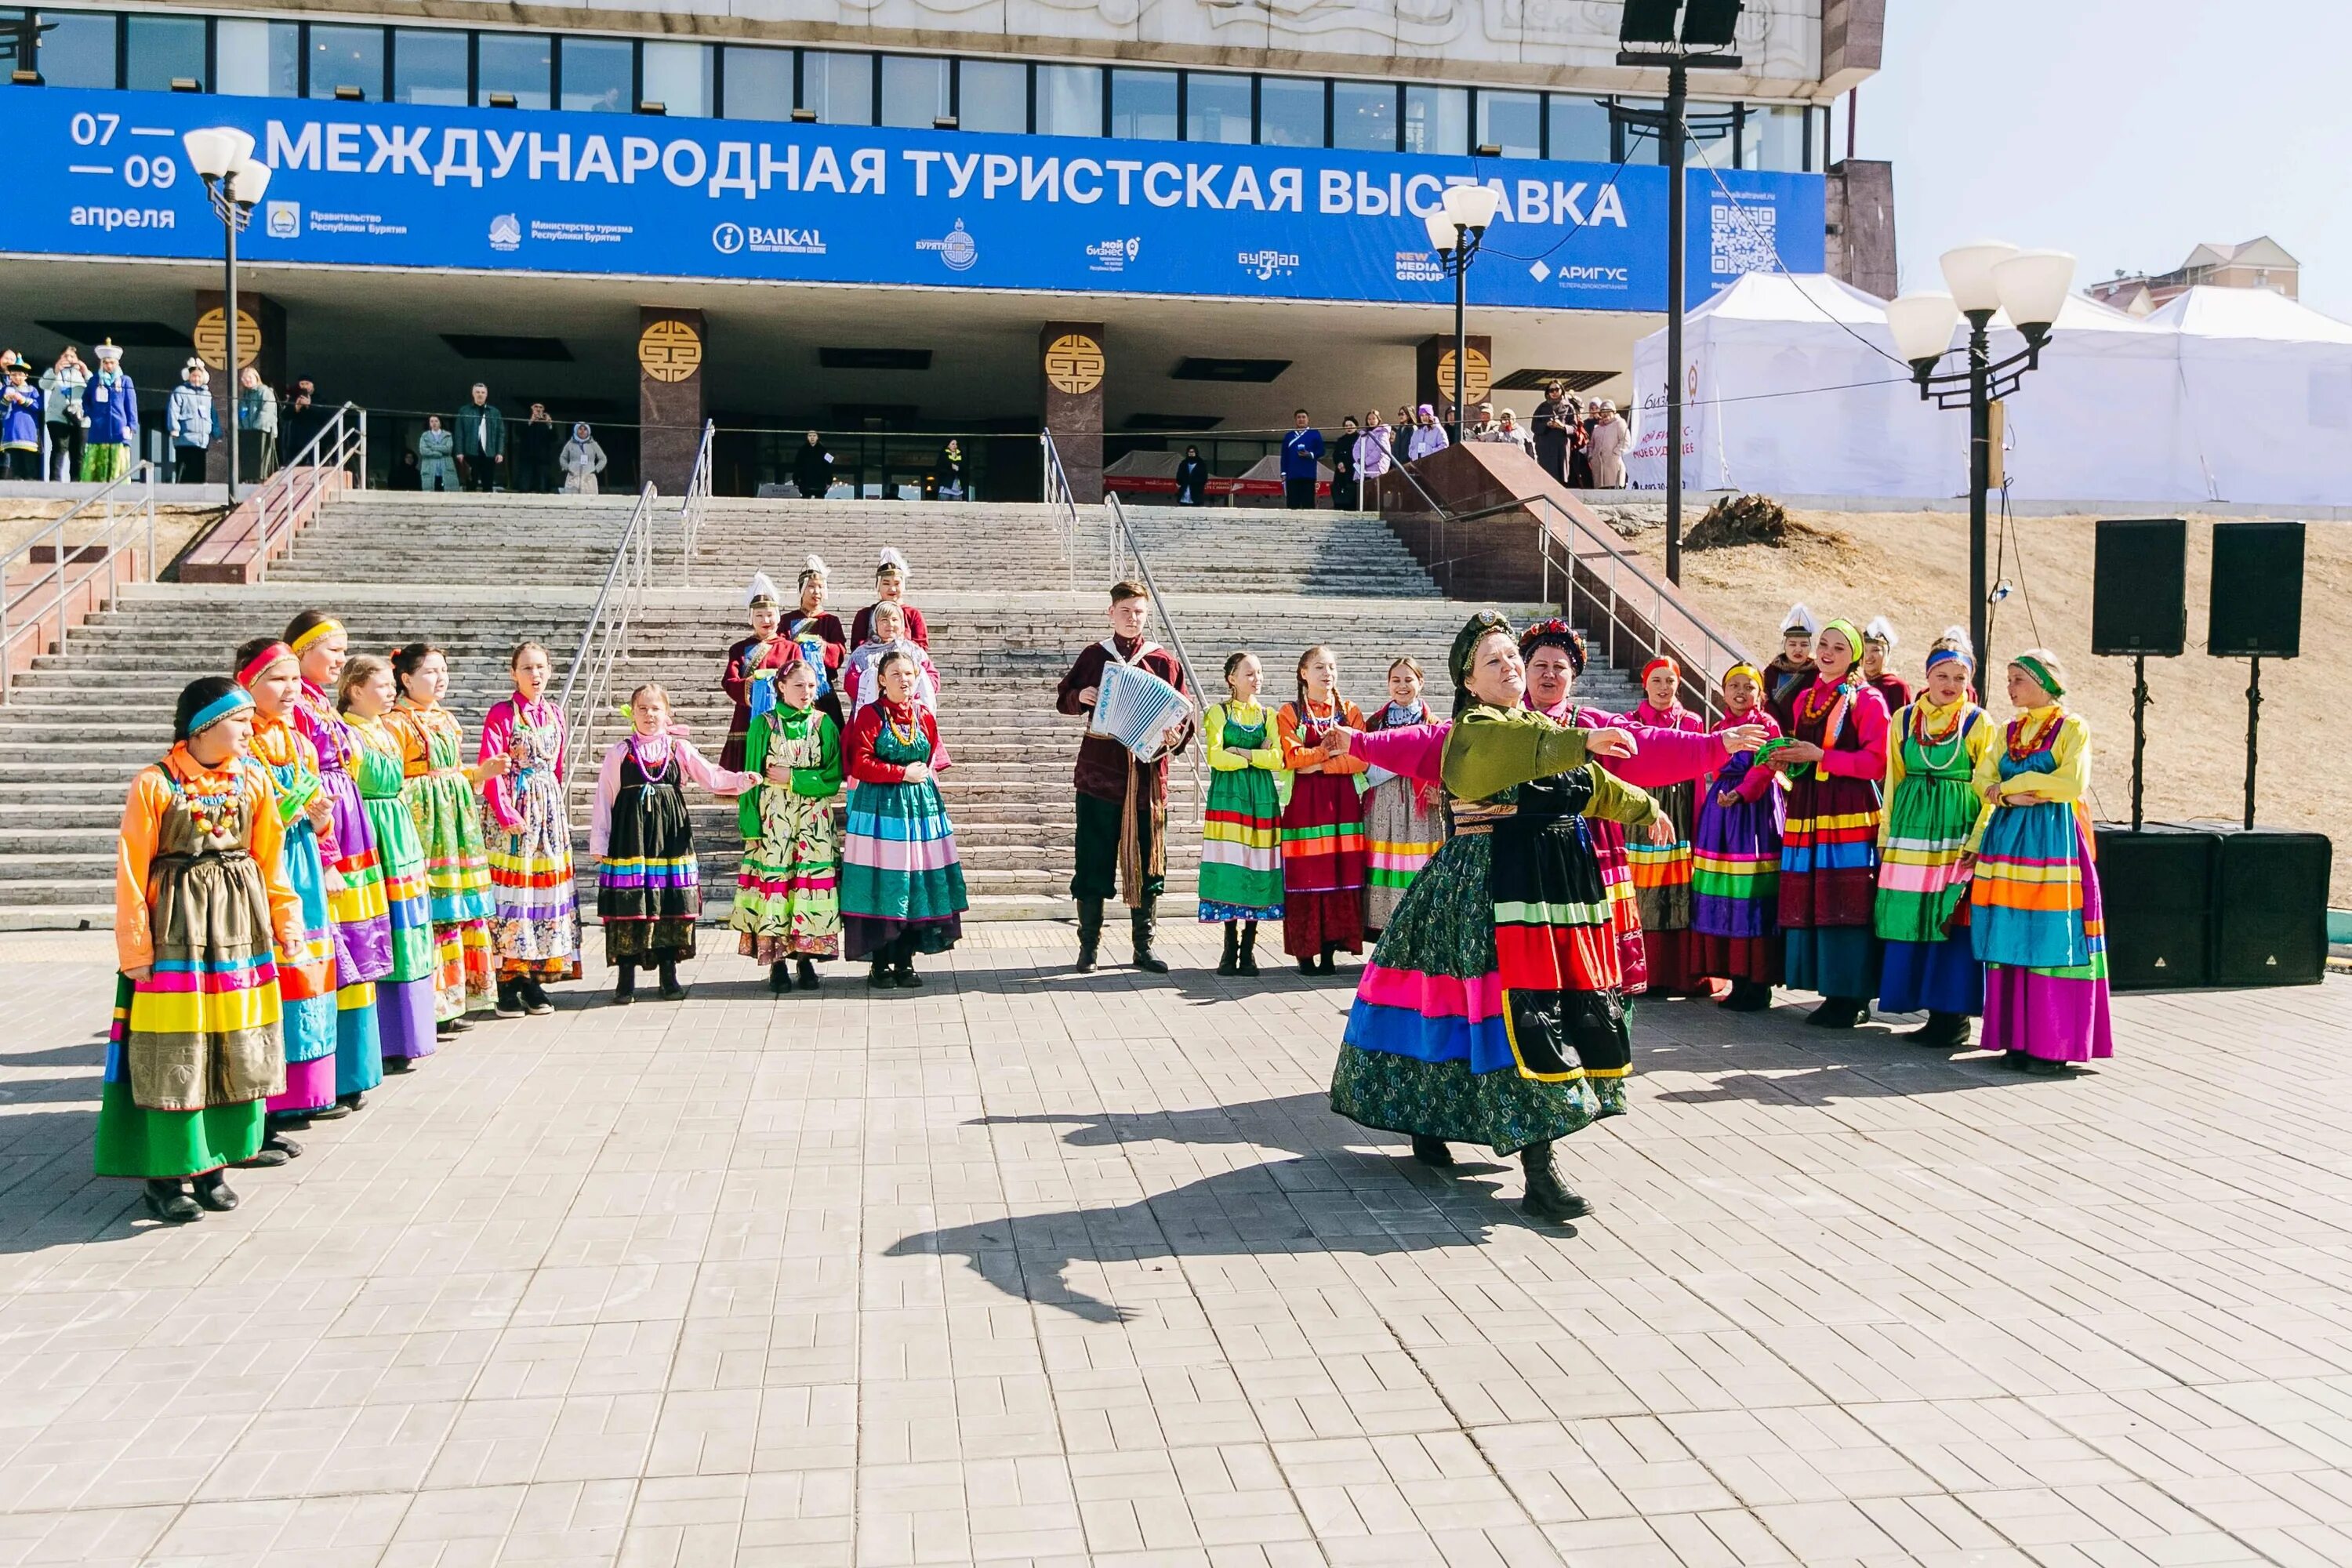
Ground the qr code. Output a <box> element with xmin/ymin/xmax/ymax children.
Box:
<box><xmin>1711</xmin><ymin>201</ymin><xmax>1777</xmax><ymax>277</ymax></box>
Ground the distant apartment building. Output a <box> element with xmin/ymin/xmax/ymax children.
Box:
<box><xmin>2089</xmin><ymin>237</ymin><xmax>2299</xmax><ymax>317</ymax></box>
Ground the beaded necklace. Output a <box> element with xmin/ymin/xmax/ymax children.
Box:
<box><xmin>2006</xmin><ymin>707</ymin><xmax>2064</xmax><ymax>762</ymax></box>
<box><xmin>627</xmin><ymin>731</ymin><xmax>676</xmax><ymax>783</ymax></box>
<box><xmin>1905</xmin><ymin>699</ymin><xmax>1973</xmax><ymax>772</ymax></box>
<box><xmin>164</xmin><ymin>750</ymin><xmax>245</xmax><ymax>840</ymax></box>
<box><xmin>882</xmin><ymin>702</ymin><xmax>923</xmax><ymax>751</ymax></box>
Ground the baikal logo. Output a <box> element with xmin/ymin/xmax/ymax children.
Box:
<box><xmin>1087</xmin><ymin>237</ymin><xmax>1141</xmax><ymax>273</ymax></box>
<box><xmin>1239</xmin><ymin>248</ymin><xmax>1300</xmax><ymax>281</ymax></box>
<box><xmin>917</xmin><ymin>220</ymin><xmax>980</xmax><ymax>272</ymax></box>
<box><xmin>264</xmin><ymin>201</ymin><xmax>300</xmax><ymax>240</ymax></box>
<box><xmin>711</xmin><ymin>222</ymin><xmax>745</xmax><ymax>255</ymax></box>
<box><xmin>1395</xmin><ymin>251</ymin><xmax>1445</xmax><ymax>283</ymax></box>
<box><xmin>488</xmin><ymin>213</ymin><xmax>522</xmax><ymax>252</ymax></box>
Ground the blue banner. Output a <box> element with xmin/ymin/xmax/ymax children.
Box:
<box><xmin>19</xmin><ymin>88</ymin><xmax>1824</xmax><ymax>310</ymax></box>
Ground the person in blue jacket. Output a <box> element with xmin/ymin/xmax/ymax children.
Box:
<box><xmin>1</xmin><ymin>359</ymin><xmax>42</xmax><ymax>481</ymax></box>
<box><xmin>1280</xmin><ymin>408</ymin><xmax>1324</xmax><ymax>510</ymax></box>
<box><xmin>82</xmin><ymin>341</ymin><xmax>138</xmax><ymax>483</ymax></box>
<box><xmin>165</xmin><ymin>359</ymin><xmax>216</xmax><ymax>485</ymax></box>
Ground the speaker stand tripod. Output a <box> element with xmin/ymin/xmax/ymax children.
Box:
<box><xmin>2129</xmin><ymin>654</ymin><xmax>2149</xmax><ymax>832</ymax></box>
<box><xmin>2242</xmin><ymin>655</ymin><xmax>2263</xmax><ymax>830</ymax></box>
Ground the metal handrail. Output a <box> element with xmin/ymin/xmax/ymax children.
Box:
<box><xmin>557</xmin><ymin>481</ymin><xmax>659</xmax><ymax>823</ymax></box>
<box><xmin>248</xmin><ymin>401</ymin><xmax>365</xmax><ymax>583</ymax></box>
<box><xmin>1037</xmin><ymin>429</ymin><xmax>1081</xmax><ymax>592</ymax></box>
<box><xmin>1102</xmin><ymin>492</ymin><xmax>1208</xmax><ymax>797</ymax></box>
<box><xmin>678</xmin><ymin>418</ymin><xmax>714</xmax><ymax>586</ymax></box>
<box><xmin>0</xmin><ymin>459</ymin><xmax>159</xmax><ymax>704</ymax></box>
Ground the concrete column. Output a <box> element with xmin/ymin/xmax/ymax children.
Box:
<box><xmin>1040</xmin><ymin>322</ymin><xmax>1105</xmax><ymax>503</ymax></box>
<box><xmin>637</xmin><ymin>306</ymin><xmax>707</xmax><ymax>496</ymax></box>
<box><xmin>193</xmin><ymin>291</ymin><xmax>285</xmax><ymax>485</ymax></box>
<box><xmin>1415</xmin><ymin>333</ymin><xmax>1492</xmax><ymax>427</ymax></box>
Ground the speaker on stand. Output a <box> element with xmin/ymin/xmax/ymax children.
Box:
<box><xmin>2090</xmin><ymin>519</ymin><xmax>2187</xmax><ymax>829</ymax></box>
<box><xmin>2208</xmin><ymin>521</ymin><xmax>2303</xmax><ymax>829</ymax></box>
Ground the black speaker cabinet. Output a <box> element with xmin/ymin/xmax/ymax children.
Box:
<box><xmin>2209</xmin><ymin>521</ymin><xmax>2304</xmax><ymax>659</ymax></box>
<box><xmin>2094</xmin><ymin>824</ymin><xmax>2214</xmax><ymax>989</ymax></box>
<box><xmin>2210</xmin><ymin>826</ymin><xmax>2332</xmax><ymax>986</ymax></box>
<box><xmin>2092</xmin><ymin>519</ymin><xmax>2187</xmax><ymax>656</ymax></box>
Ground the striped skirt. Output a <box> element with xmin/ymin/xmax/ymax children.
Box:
<box><xmin>1363</xmin><ymin>775</ymin><xmax>1445</xmax><ymax>933</ymax></box>
<box><xmin>409</xmin><ymin>768</ymin><xmax>495</xmax><ymax>1015</ymax></box>
<box><xmin>840</xmin><ymin>777</ymin><xmax>968</xmax><ymax>959</ymax></box>
<box><xmin>1198</xmin><ymin>764</ymin><xmax>1284</xmax><ymax>921</ymax></box>
<box><xmin>363</xmin><ymin>791</ymin><xmax>440</xmax><ymax>1059</ymax></box>
<box><xmin>484</xmin><ymin>766</ymin><xmax>582</xmax><ymax>974</ymax></box>
<box><xmin>1974</xmin><ymin>804</ymin><xmax>2112</xmax><ymax>1062</ymax></box>
<box><xmin>267</xmin><ymin>817</ymin><xmax>341</xmax><ymax>1114</ymax></box>
<box><xmin>1279</xmin><ymin>771</ymin><xmax>1367</xmax><ymax>958</ymax></box>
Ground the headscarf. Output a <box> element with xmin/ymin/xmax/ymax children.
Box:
<box><xmin>176</xmin><ymin>676</ymin><xmax>252</xmax><ymax>741</ymax></box>
<box><xmin>235</xmin><ymin>641</ymin><xmax>296</xmax><ymax>689</ymax></box>
<box><xmin>1724</xmin><ymin>661</ymin><xmax>1763</xmax><ymax>689</ymax></box>
<box><xmin>1924</xmin><ymin>625</ymin><xmax>1975</xmax><ymax>673</ymax></box>
<box><xmin>1516</xmin><ymin>617</ymin><xmax>1586</xmax><ymax>676</ymax></box>
<box><xmin>1447</xmin><ymin>610</ymin><xmax>1515</xmax><ymax>692</ymax></box>
<box><xmin>1639</xmin><ymin>655</ymin><xmax>1681</xmax><ymax>686</ymax></box>
<box><xmin>571</xmin><ymin>421</ymin><xmax>592</xmax><ymax>441</ymax></box>
<box><xmin>1816</xmin><ymin>618</ymin><xmax>1863</xmax><ymax>663</ymax></box>
<box><xmin>2011</xmin><ymin>649</ymin><xmax>2067</xmax><ymax>700</ymax></box>
<box><xmin>289</xmin><ymin>615</ymin><xmax>344</xmax><ymax>657</ymax></box>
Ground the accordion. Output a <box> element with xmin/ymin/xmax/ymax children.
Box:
<box><xmin>1089</xmin><ymin>660</ymin><xmax>1191</xmax><ymax>761</ymax></box>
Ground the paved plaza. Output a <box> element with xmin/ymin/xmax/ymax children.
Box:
<box><xmin>2</xmin><ymin>927</ymin><xmax>2350</xmax><ymax>1568</ymax></box>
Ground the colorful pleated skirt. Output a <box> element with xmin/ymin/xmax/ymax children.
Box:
<box><xmin>411</xmin><ymin>768</ymin><xmax>495</xmax><ymax>1015</ymax></box>
<box><xmin>1691</xmin><ymin>766</ymin><xmax>1781</xmax><ymax>985</ymax></box>
<box><xmin>1363</xmin><ymin>776</ymin><xmax>1445</xmax><ymax>933</ymax></box>
<box><xmin>1973</xmin><ymin>802</ymin><xmax>2113</xmax><ymax>1062</ymax></box>
<box><xmin>1198</xmin><ymin>764</ymin><xmax>1285</xmax><ymax>922</ymax></box>
<box><xmin>265</xmin><ymin>817</ymin><xmax>340</xmax><ymax>1116</ymax></box>
<box><xmin>840</xmin><ymin>777</ymin><xmax>968</xmax><ymax>959</ymax></box>
<box><xmin>1279</xmin><ymin>771</ymin><xmax>1367</xmax><ymax>958</ymax></box>
<box><xmin>361</xmin><ymin>789</ymin><xmax>440</xmax><ymax>1061</ymax></box>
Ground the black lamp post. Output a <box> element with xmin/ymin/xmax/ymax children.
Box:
<box><xmin>1425</xmin><ymin>183</ymin><xmax>1504</xmax><ymax>448</ymax></box>
<box><xmin>182</xmin><ymin>127</ymin><xmax>271</xmax><ymax>499</ymax></box>
<box><xmin>1884</xmin><ymin>243</ymin><xmax>2077</xmax><ymax>680</ymax></box>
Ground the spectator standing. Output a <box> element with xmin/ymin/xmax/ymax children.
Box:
<box><xmin>792</xmin><ymin>430</ymin><xmax>834</xmax><ymax>499</ymax></box>
<box><xmin>416</xmin><ymin>416</ymin><xmax>458</xmax><ymax>492</ymax></box>
<box><xmin>41</xmin><ymin>347</ymin><xmax>88</xmax><ymax>483</ymax></box>
<box><xmin>1174</xmin><ymin>444</ymin><xmax>1210</xmax><ymax>506</ymax></box>
<box><xmin>1405</xmin><ymin>403</ymin><xmax>1449</xmax><ymax>462</ymax></box>
<box><xmin>165</xmin><ymin>359</ymin><xmax>215</xmax><ymax>485</ymax></box>
<box><xmin>514</xmin><ymin>402</ymin><xmax>559</xmax><ymax>494</ymax></box>
<box><xmin>2</xmin><ymin>359</ymin><xmax>42</xmax><ymax>480</ymax></box>
<box><xmin>1532</xmin><ymin>380</ymin><xmax>1573</xmax><ymax>485</ymax></box>
<box><xmin>281</xmin><ymin>379</ymin><xmax>328</xmax><ymax>461</ymax></box>
<box><xmin>560</xmin><ymin>421</ymin><xmax>608</xmax><ymax>495</ymax></box>
<box><xmin>1330</xmin><ymin>416</ymin><xmax>1361</xmax><ymax>510</ymax></box>
<box><xmin>1567</xmin><ymin>397</ymin><xmax>1594</xmax><ymax>487</ymax></box>
<box><xmin>1483</xmin><ymin>408</ymin><xmax>1534</xmax><ymax>457</ymax></box>
<box><xmin>1468</xmin><ymin>401</ymin><xmax>1497</xmax><ymax>441</ymax></box>
<box><xmin>935</xmin><ymin>439</ymin><xmax>966</xmax><ymax>499</ymax></box>
<box><xmin>80</xmin><ymin>341</ymin><xmax>137</xmax><ymax>483</ymax></box>
<box><xmin>1279</xmin><ymin>408</ymin><xmax>1323</xmax><ymax>510</ymax></box>
<box><xmin>1585</xmin><ymin>398</ymin><xmax>1628</xmax><ymax>488</ymax></box>
<box><xmin>1356</xmin><ymin>409</ymin><xmax>1395</xmax><ymax>510</ymax></box>
<box><xmin>236</xmin><ymin>366</ymin><xmax>278</xmax><ymax>481</ymax></box>
<box><xmin>454</xmin><ymin>383</ymin><xmax>506</xmax><ymax>492</ymax></box>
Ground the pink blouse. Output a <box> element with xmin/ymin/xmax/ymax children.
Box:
<box><xmin>588</xmin><ymin>734</ymin><xmax>754</xmax><ymax>857</ymax></box>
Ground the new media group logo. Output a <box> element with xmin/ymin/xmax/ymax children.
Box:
<box><xmin>1086</xmin><ymin>237</ymin><xmax>1142</xmax><ymax>274</ymax></box>
<box><xmin>1238</xmin><ymin>248</ymin><xmax>1299</xmax><ymax>282</ymax></box>
<box><xmin>917</xmin><ymin>219</ymin><xmax>980</xmax><ymax>271</ymax></box>
<box><xmin>488</xmin><ymin>213</ymin><xmax>521</xmax><ymax>252</ymax></box>
<box><xmin>1394</xmin><ymin>250</ymin><xmax>1444</xmax><ymax>284</ymax></box>
<box><xmin>264</xmin><ymin>201</ymin><xmax>300</xmax><ymax>240</ymax></box>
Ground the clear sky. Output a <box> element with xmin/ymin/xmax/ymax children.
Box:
<box><xmin>1843</xmin><ymin>2</ymin><xmax>2352</xmax><ymax>320</ymax></box>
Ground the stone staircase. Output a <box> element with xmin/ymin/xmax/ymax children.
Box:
<box><xmin>0</xmin><ymin>492</ymin><xmax>1637</xmax><ymax>931</ymax></box>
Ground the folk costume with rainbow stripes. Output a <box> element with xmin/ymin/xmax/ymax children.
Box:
<box><xmin>393</xmin><ymin>697</ymin><xmax>495</xmax><ymax>1018</ymax></box>
<box><xmin>1875</xmin><ymin>695</ymin><xmax>1992</xmax><ymax>1018</ymax></box>
<box><xmin>346</xmin><ymin>711</ymin><xmax>438</xmax><ymax>1061</ymax></box>
<box><xmin>245</xmin><ymin>692</ymin><xmax>343</xmax><ymax>1117</ymax></box>
<box><xmin>1197</xmin><ymin>699</ymin><xmax>1287</xmax><ymax>922</ymax></box>
<box><xmin>593</xmin><ymin>732</ymin><xmax>754</xmax><ymax>964</ymax></box>
<box><xmin>99</xmin><ymin>727</ymin><xmax>296</xmax><ymax>1180</ymax></box>
<box><xmin>1777</xmin><ymin>669</ymin><xmax>1890</xmax><ymax>1001</ymax></box>
<box><xmin>293</xmin><ymin>674</ymin><xmax>390</xmax><ymax>1096</ymax></box>
<box><xmin>1972</xmin><ymin>701</ymin><xmax>2114</xmax><ymax>1064</ymax></box>
<box><xmin>1691</xmin><ymin>701</ymin><xmax>1784</xmax><ymax>986</ymax></box>
<box><xmin>478</xmin><ymin>695</ymin><xmax>583</xmax><ymax>982</ymax></box>
<box><xmin>732</xmin><ymin>701</ymin><xmax>845</xmax><ymax>961</ymax></box>
<box><xmin>1361</xmin><ymin>699</ymin><xmax>1446</xmax><ymax>935</ymax></box>
<box><xmin>839</xmin><ymin>699</ymin><xmax>968</xmax><ymax>960</ymax></box>
<box><xmin>1277</xmin><ymin>697</ymin><xmax>1369</xmax><ymax>959</ymax></box>
<box><xmin>1621</xmin><ymin>681</ymin><xmax>1708</xmax><ymax>992</ymax></box>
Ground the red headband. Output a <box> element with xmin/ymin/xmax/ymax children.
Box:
<box><xmin>236</xmin><ymin>641</ymin><xmax>296</xmax><ymax>689</ymax></box>
<box><xmin>1640</xmin><ymin>656</ymin><xmax>1681</xmax><ymax>685</ymax></box>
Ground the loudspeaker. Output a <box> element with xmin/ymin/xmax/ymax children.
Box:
<box><xmin>2212</xmin><ymin>826</ymin><xmax>2332</xmax><ymax>986</ymax></box>
<box><xmin>2093</xmin><ymin>824</ymin><xmax>2214</xmax><ymax>989</ymax></box>
<box><xmin>2209</xmin><ymin>521</ymin><xmax>2304</xmax><ymax>659</ymax></box>
<box><xmin>2091</xmin><ymin>519</ymin><xmax>2187</xmax><ymax>656</ymax></box>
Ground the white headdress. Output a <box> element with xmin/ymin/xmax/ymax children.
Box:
<box><xmin>1780</xmin><ymin>601</ymin><xmax>1820</xmax><ymax>637</ymax></box>
<box><xmin>746</xmin><ymin>572</ymin><xmax>781</xmax><ymax>608</ymax></box>
<box><xmin>876</xmin><ymin>547</ymin><xmax>908</xmax><ymax>579</ymax></box>
<box><xmin>797</xmin><ymin>554</ymin><xmax>829</xmax><ymax>588</ymax></box>
<box><xmin>1863</xmin><ymin>615</ymin><xmax>1899</xmax><ymax>648</ymax></box>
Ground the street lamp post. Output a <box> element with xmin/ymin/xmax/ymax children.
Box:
<box><xmin>181</xmin><ymin>127</ymin><xmax>271</xmax><ymax>499</ymax></box>
<box><xmin>1425</xmin><ymin>183</ymin><xmax>1504</xmax><ymax>448</ymax></box>
<box><xmin>1884</xmin><ymin>243</ymin><xmax>2076</xmax><ymax>679</ymax></box>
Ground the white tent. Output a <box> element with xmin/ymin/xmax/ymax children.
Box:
<box><xmin>1624</xmin><ymin>274</ymin><xmax>2352</xmax><ymax>506</ymax></box>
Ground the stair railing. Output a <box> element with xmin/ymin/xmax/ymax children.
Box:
<box><xmin>557</xmin><ymin>481</ymin><xmax>659</xmax><ymax>822</ymax></box>
<box><xmin>1104</xmin><ymin>492</ymin><xmax>1207</xmax><ymax>795</ymax></box>
<box><xmin>678</xmin><ymin>418</ymin><xmax>714</xmax><ymax>587</ymax></box>
<box><xmin>1037</xmin><ymin>428</ymin><xmax>1081</xmax><ymax>592</ymax></box>
<box><xmin>0</xmin><ymin>459</ymin><xmax>158</xmax><ymax>705</ymax></box>
<box><xmin>249</xmin><ymin>401</ymin><xmax>365</xmax><ymax>583</ymax></box>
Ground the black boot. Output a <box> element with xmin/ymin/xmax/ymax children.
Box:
<box><xmin>657</xmin><ymin>956</ymin><xmax>686</xmax><ymax>1001</ymax></box>
<box><xmin>612</xmin><ymin>961</ymin><xmax>637</xmax><ymax>1006</ymax></box>
<box><xmin>796</xmin><ymin>957</ymin><xmax>820</xmax><ymax>991</ymax></box>
<box><xmin>1131</xmin><ymin>902</ymin><xmax>1169</xmax><ymax>975</ymax></box>
<box><xmin>1237</xmin><ymin>921</ymin><xmax>1260</xmax><ymax>977</ymax></box>
<box><xmin>494</xmin><ymin>976</ymin><xmax>525</xmax><ymax>1019</ymax></box>
<box><xmin>1317</xmin><ymin>944</ymin><xmax>1337</xmax><ymax>975</ymax></box>
<box><xmin>1217</xmin><ymin>922</ymin><xmax>1240</xmax><ymax>976</ymax></box>
<box><xmin>336</xmin><ymin>1091</ymin><xmax>364</xmax><ymax>1112</ymax></box>
<box><xmin>1806</xmin><ymin>995</ymin><xmax>1866</xmax><ymax>1029</ymax></box>
<box><xmin>1410</xmin><ymin>1135</ymin><xmax>1455</xmax><ymax>1169</ymax></box>
<box><xmin>143</xmin><ymin>1179</ymin><xmax>201</xmax><ymax>1223</ymax></box>
<box><xmin>1719</xmin><ymin>978</ymin><xmax>1773</xmax><ymax>1012</ymax></box>
<box><xmin>893</xmin><ymin>942</ymin><xmax>922</xmax><ymax>988</ymax></box>
<box><xmin>769</xmin><ymin>961</ymin><xmax>793</xmax><ymax>996</ymax></box>
<box><xmin>191</xmin><ymin>1171</ymin><xmax>239</xmax><ymax>1212</ymax></box>
<box><xmin>1904</xmin><ymin>1010</ymin><xmax>1972</xmax><ymax>1049</ymax></box>
<box><xmin>869</xmin><ymin>953</ymin><xmax>893</xmax><ymax>989</ymax></box>
<box><xmin>1297</xmin><ymin>954</ymin><xmax>1316</xmax><ymax>976</ymax></box>
<box><xmin>517</xmin><ymin>975</ymin><xmax>555</xmax><ymax>1016</ymax></box>
<box><xmin>1075</xmin><ymin>898</ymin><xmax>1104</xmax><ymax>973</ymax></box>
<box><xmin>1519</xmin><ymin>1142</ymin><xmax>1590</xmax><ymax>1221</ymax></box>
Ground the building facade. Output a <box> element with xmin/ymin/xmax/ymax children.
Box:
<box><xmin>2089</xmin><ymin>237</ymin><xmax>2300</xmax><ymax>318</ymax></box>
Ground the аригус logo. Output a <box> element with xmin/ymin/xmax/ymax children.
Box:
<box><xmin>917</xmin><ymin>219</ymin><xmax>980</xmax><ymax>272</ymax></box>
<box><xmin>488</xmin><ymin>213</ymin><xmax>521</xmax><ymax>252</ymax></box>
<box><xmin>711</xmin><ymin>222</ymin><xmax>745</xmax><ymax>255</ymax></box>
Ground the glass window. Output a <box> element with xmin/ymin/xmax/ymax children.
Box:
<box><xmin>391</xmin><ymin>28</ymin><xmax>467</xmax><ymax>107</ymax></box>
<box><xmin>1403</xmin><ymin>84</ymin><xmax>1466</xmax><ymax>155</ymax></box>
<box><xmin>216</xmin><ymin>19</ymin><xmax>298</xmax><ymax>97</ymax></box>
<box><xmin>1109</xmin><ymin>67</ymin><xmax>1175</xmax><ymax>140</ymax></box>
<box><xmin>880</xmin><ymin>55</ymin><xmax>948</xmax><ymax>128</ymax></box>
<box><xmin>641</xmin><ymin>40</ymin><xmax>710</xmax><ymax>118</ymax></box>
<box><xmin>1036</xmin><ymin>64</ymin><xmax>1099</xmax><ymax>137</ymax></box>
<box><xmin>307</xmin><ymin>24</ymin><xmax>383</xmax><ymax>100</ymax></box>
<box><xmin>719</xmin><ymin>45</ymin><xmax>792</xmax><ymax>121</ymax></box>
<box><xmin>1185</xmin><ymin>71</ymin><xmax>1249</xmax><ymax>143</ymax></box>
<box><xmin>803</xmin><ymin>51</ymin><xmax>873</xmax><ymax>125</ymax></box>
<box><xmin>477</xmin><ymin>31</ymin><xmax>550</xmax><ymax>109</ymax></box>
<box><xmin>1258</xmin><ymin>77</ymin><xmax>1322</xmax><ymax>147</ymax></box>
<box><xmin>559</xmin><ymin>36</ymin><xmax>630</xmax><ymax>112</ymax></box>
<box><xmin>1330</xmin><ymin>81</ymin><xmax>1395</xmax><ymax>151</ymax></box>
<box><xmin>1743</xmin><ymin>103</ymin><xmax>1807</xmax><ymax>170</ymax></box>
<box><xmin>32</xmin><ymin>9</ymin><xmax>114</xmax><ymax>88</ymax></box>
<box><xmin>1546</xmin><ymin>93</ymin><xmax>1609</xmax><ymax>161</ymax></box>
<box><xmin>1478</xmin><ymin>89</ymin><xmax>1540</xmax><ymax>158</ymax></box>
<box><xmin>1616</xmin><ymin>98</ymin><xmax>1664</xmax><ymax>162</ymax></box>
<box><xmin>959</xmin><ymin>59</ymin><xmax>1025</xmax><ymax>133</ymax></box>
<box><xmin>125</xmin><ymin>13</ymin><xmax>204</xmax><ymax>92</ymax></box>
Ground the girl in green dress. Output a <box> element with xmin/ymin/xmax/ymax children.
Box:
<box><xmin>1198</xmin><ymin>652</ymin><xmax>1287</xmax><ymax>977</ymax></box>
<box><xmin>733</xmin><ymin>659</ymin><xmax>847</xmax><ymax>993</ymax></box>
